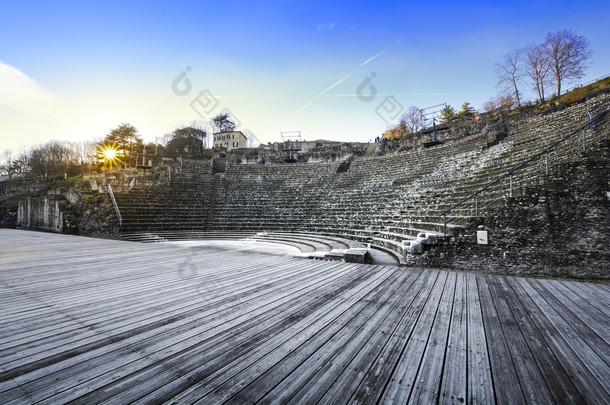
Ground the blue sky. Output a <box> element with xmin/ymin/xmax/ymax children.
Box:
<box><xmin>1</xmin><ymin>0</ymin><xmax>609</xmax><ymax>153</ymax></box>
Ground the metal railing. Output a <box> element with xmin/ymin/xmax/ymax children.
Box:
<box><xmin>107</xmin><ymin>184</ymin><xmax>122</xmax><ymax>227</ymax></box>
<box><xmin>439</xmin><ymin>109</ymin><xmax>607</xmax><ymax>235</ymax></box>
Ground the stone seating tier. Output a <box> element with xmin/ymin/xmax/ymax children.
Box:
<box><xmin>115</xmin><ymin>95</ymin><xmax>609</xmax><ymax>257</ymax></box>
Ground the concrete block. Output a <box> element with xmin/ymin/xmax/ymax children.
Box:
<box><xmin>402</xmin><ymin>240</ymin><xmax>423</xmax><ymax>254</ymax></box>
<box><xmin>416</xmin><ymin>232</ymin><xmax>439</xmax><ymax>246</ymax></box>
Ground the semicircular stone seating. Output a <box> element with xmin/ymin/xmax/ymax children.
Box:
<box><xmin>119</xmin><ymin>230</ymin><xmax>387</xmax><ymax>264</ymax></box>
<box><xmin>115</xmin><ymin>94</ymin><xmax>610</xmax><ymax>264</ymax></box>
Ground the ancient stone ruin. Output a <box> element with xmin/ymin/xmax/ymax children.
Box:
<box><xmin>9</xmin><ymin>93</ymin><xmax>610</xmax><ymax>277</ymax></box>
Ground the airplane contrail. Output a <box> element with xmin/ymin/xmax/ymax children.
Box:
<box><xmin>326</xmin><ymin>93</ymin><xmax>452</xmax><ymax>97</ymax></box>
<box><xmin>290</xmin><ymin>39</ymin><xmax>403</xmax><ymax>117</ymax></box>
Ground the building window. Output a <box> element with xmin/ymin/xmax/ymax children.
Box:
<box><xmin>233</xmin><ymin>142</ymin><xmax>238</xmax><ymax>147</ymax></box>
<box><xmin>232</xmin><ymin>134</ymin><xmax>235</xmax><ymax>139</ymax></box>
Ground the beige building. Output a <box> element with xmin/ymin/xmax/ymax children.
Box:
<box><xmin>213</xmin><ymin>131</ymin><xmax>248</xmax><ymax>150</ymax></box>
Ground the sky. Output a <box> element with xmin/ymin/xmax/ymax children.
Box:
<box><xmin>1</xmin><ymin>0</ymin><xmax>609</xmax><ymax>154</ymax></box>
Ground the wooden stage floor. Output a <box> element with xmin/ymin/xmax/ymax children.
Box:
<box><xmin>0</xmin><ymin>229</ymin><xmax>608</xmax><ymax>404</ymax></box>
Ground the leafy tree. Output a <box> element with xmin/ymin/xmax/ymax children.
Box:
<box><xmin>164</xmin><ymin>125</ymin><xmax>208</xmax><ymax>158</ymax></box>
<box><xmin>524</xmin><ymin>44</ymin><xmax>552</xmax><ymax>102</ymax></box>
<box><xmin>210</xmin><ymin>113</ymin><xmax>236</xmax><ymax>133</ymax></box>
<box><xmin>543</xmin><ymin>29</ymin><xmax>591</xmax><ymax>97</ymax></box>
<box><xmin>102</xmin><ymin>123</ymin><xmax>143</xmax><ymax>154</ymax></box>
<box><xmin>457</xmin><ymin>102</ymin><xmax>476</xmax><ymax>119</ymax></box>
<box><xmin>382</xmin><ymin>120</ymin><xmax>409</xmax><ymax>140</ymax></box>
<box><xmin>439</xmin><ymin>105</ymin><xmax>457</xmax><ymax>123</ymax></box>
<box><xmin>496</xmin><ymin>49</ymin><xmax>524</xmax><ymax>107</ymax></box>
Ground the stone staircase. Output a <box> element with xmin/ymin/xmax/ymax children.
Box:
<box><xmin>115</xmin><ymin>160</ymin><xmax>213</xmax><ymax>232</ymax></box>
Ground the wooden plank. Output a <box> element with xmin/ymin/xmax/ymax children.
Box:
<box><xmin>201</xmin><ymin>268</ymin><xmax>409</xmax><ymax>404</ymax></box>
<box><xmin>1</xmin><ymin>230</ymin><xmax>610</xmax><ymax>403</ymax></box>
<box><xmin>521</xmin><ymin>278</ymin><xmax>610</xmax><ymax>398</ymax></box>
<box><xmin>0</xmin><ymin>257</ymin><xmax>316</xmax><ymax>378</ymax></box>
<box><xmin>339</xmin><ymin>270</ymin><xmax>441</xmax><ymax>404</ymax></box>
<box><xmin>34</xmin><ymin>263</ymin><xmax>381</xmax><ymax>404</ymax></box>
<box><xmin>3</xmin><ymin>261</ymin><xmax>362</xmax><ymax>403</ymax></box>
<box><xmin>55</xmin><ymin>266</ymin><xmax>366</xmax><ymax>404</ymax></box>
<box><xmin>485</xmin><ymin>275</ymin><xmax>555</xmax><ymax>403</ymax></box>
<box><xmin>562</xmin><ymin>280</ymin><xmax>610</xmax><ymax>311</ymax></box>
<box><xmin>0</xmin><ymin>255</ymin><xmax>284</xmax><ymax>346</ymax></box>
<box><xmin>476</xmin><ymin>274</ymin><xmax>525</xmax><ymax>403</ymax></box>
<box><xmin>438</xmin><ymin>271</ymin><xmax>467</xmax><ymax>405</ymax></box>
<box><xmin>465</xmin><ymin>272</ymin><xmax>494</xmax><ymax>405</ymax></box>
<box><xmin>0</xmin><ymin>251</ymin><xmax>299</xmax><ymax>337</ymax></box>
<box><xmin>409</xmin><ymin>271</ymin><xmax>458</xmax><ymax>404</ymax></box>
<box><xmin>512</xmin><ymin>276</ymin><xmax>609</xmax><ymax>403</ymax></box>
<box><xmin>271</xmin><ymin>270</ymin><xmax>424</xmax><ymax>404</ymax></box>
<box><xmin>295</xmin><ymin>270</ymin><xmax>429</xmax><ymax>404</ymax></box>
<box><xmin>0</xmin><ymin>254</ymin><xmax>320</xmax><ymax>374</ymax></box>
<box><xmin>530</xmin><ymin>278</ymin><xmax>610</xmax><ymax>367</ymax></box>
<box><xmin>152</xmin><ymin>266</ymin><xmax>399</xmax><ymax>405</ymax></box>
<box><xmin>497</xmin><ymin>276</ymin><xmax>583</xmax><ymax>403</ymax></box>
<box><xmin>543</xmin><ymin>280</ymin><xmax>610</xmax><ymax>345</ymax></box>
<box><xmin>550</xmin><ymin>280</ymin><xmax>610</xmax><ymax>330</ymax></box>
<box><xmin>377</xmin><ymin>271</ymin><xmax>449</xmax><ymax>403</ymax></box>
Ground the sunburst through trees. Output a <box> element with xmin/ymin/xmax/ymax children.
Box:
<box><xmin>96</xmin><ymin>143</ymin><xmax>124</xmax><ymax>168</ymax></box>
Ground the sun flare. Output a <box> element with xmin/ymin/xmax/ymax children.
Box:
<box><xmin>97</xmin><ymin>143</ymin><xmax>123</xmax><ymax>168</ymax></box>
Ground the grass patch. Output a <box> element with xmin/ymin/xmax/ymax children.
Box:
<box><xmin>558</xmin><ymin>76</ymin><xmax>610</xmax><ymax>104</ymax></box>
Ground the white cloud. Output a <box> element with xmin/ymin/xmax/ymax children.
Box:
<box><xmin>317</xmin><ymin>23</ymin><xmax>335</xmax><ymax>31</ymax></box>
<box><xmin>0</xmin><ymin>61</ymin><xmax>64</xmax><ymax>116</ymax></box>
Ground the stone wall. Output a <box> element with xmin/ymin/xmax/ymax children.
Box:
<box><xmin>0</xmin><ymin>179</ymin><xmax>48</xmax><ymax>201</ymax></box>
<box><xmin>16</xmin><ymin>183</ymin><xmax>119</xmax><ymax>237</ymax></box>
<box><xmin>18</xmin><ymin>196</ymin><xmax>74</xmax><ymax>233</ymax></box>
<box><xmin>221</xmin><ymin>141</ymin><xmax>369</xmax><ymax>164</ymax></box>
<box><xmin>415</xmin><ymin>146</ymin><xmax>610</xmax><ymax>278</ymax></box>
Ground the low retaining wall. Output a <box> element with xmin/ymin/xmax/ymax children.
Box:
<box><xmin>18</xmin><ymin>196</ymin><xmax>75</xmax><ymax>233</ymax></box>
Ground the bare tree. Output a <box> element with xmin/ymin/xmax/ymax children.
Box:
<box><xmin>482</xmin><ymin>95</ymin><xmax>515</xmax><ymax>112</ymax></box>
<box><xmin>400</xmin><ymin>106</ymin><xmax>424</xmax><ymax>132</ymax></box>
<box><xmin>28</xmin><ymin>141</ymin><xmax>78</xmax><ymax>180</ymax></box>
<box><xmin>524</xmin><ymin>44</ymin><xmax>552</xmax><ymax>102</ymax></box>
<box><xmin>496</xmin><ymin>49</ymin><xmax>524</xmax><ymax>107</ymax></box>
<box><xmin>1</xmin><ymin>150</ymin><xmax>15</xmax><ymax>180</ymax></box>
<box><xmin>543</xmin><ymin>30</ymin><xmax>591</xmax><ymax>97</ymax></box>
<box><xmin>13</xmin><ymin>150</ymin><xmax>29</xmax><ymax>176</ymax></box>
<box><xmin>189</xmin><ymin>120</ymin><xmax>211</xmax><ymax>149</ymax></box>
<box><xmin>78</xmin><ymin>141</ymin><xmax>99</xmax><ymax>165</ymax></box>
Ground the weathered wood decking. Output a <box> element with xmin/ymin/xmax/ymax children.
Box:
<box><xmin>0</xmin><ymin>229</ymin><xmax>608</xmax><ymax>404</ymax></box>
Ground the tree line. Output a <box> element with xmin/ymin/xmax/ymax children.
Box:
<box><xmin>495</xmin><ymin>29</ymin><xmax>591</xmax><ymax>108</ymax></box>
<box><xmin>382</xmin><ymin>29</ymin><xmax>592</xmax><ymax>140</ymax></box>
<box><xmin>0</xmin><ymin>113</ymin><xmax>240</xmax><ymax>181</ymax></box>
<box><xmin>383</xmin><ymin>102</ymin><xmax>477</xmax><ymax>140</ymax></box>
